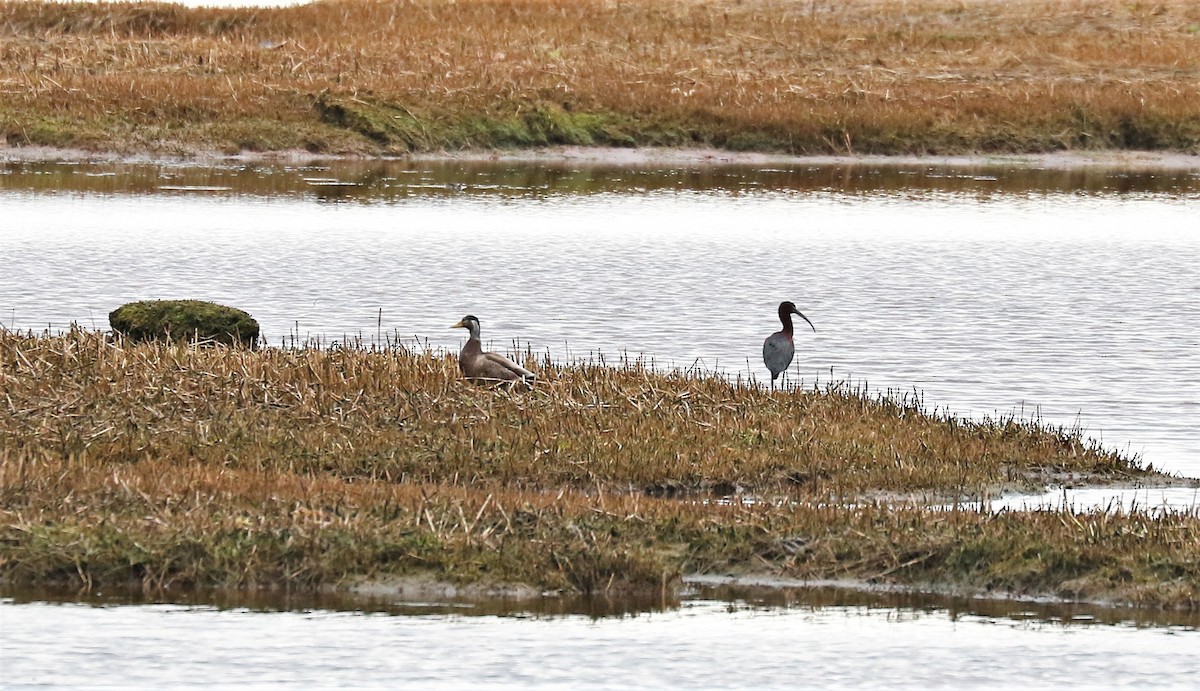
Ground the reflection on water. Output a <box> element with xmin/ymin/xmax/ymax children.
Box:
<box><xmin>4</xmin><ymin>158</ymin><xmax>1199</xmax><ymax>200</ymax></box>
<box><xmin>0</xmin><ymin>583</ymin><xmax>673</xmax><ymax>621</ymax></box>
<box><xmin>2</xmin><ymin>584</ymin><xmax>1198</xmax><ymax>689</ymax></box>
<box><xmin>7</xmin><ymin>581</ymin><xmax>1200</xmax><ymax>628</ymax></box>
<box><xmin>1</xmin><ymin>159</ymin><xmax>1198</xmax><ymax>481</ymax></box>
<box><xmin>990</xmin><ymin>486</ymin><xmax>1200</xmax><ymax>513</ymax></box>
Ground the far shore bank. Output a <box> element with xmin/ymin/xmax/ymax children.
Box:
<box><xmin>5</xmin><ymin>1</ymin><xmax>1196</xmax><ymax>162</ymax></box>
<box><xmin>4</xmin><ymin>144</ymin><xmax>1200</xmax><ymax>172</ymax></box>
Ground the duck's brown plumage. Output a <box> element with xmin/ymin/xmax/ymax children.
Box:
<box><xmin>451</xmin><ymin>315</ymin><xmax>536</xmax><ymax>385</ymax></box>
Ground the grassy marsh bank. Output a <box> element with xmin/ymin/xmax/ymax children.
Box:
<box><xmin>2</xmin><ymin>330</ymin><xmax>1198</xmax><ymax>608</ymax></box>
<box><xmin>1</xmin><ymin>0</ymin><xmax>1198</xmax><ymax>156</ymax></box>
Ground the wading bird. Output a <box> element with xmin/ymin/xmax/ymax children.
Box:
<box><xmin>763</xmin><ymin>301</ymin><xmax>815</xmax><ymax>389</ymax></box>
<box><xmin>451</xmin><ymin>314</ymin><xmax>536</xmax><ymax>385</ymax></box>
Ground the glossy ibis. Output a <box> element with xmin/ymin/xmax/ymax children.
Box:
<box><xmin>763</xmin><ymin>301</ymin><xmax>815</xmax><ymax>388</ymax></box>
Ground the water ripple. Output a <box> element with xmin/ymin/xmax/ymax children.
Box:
<box><xmin>1</xmin><ymin>164</ymin><xmax>1196</xmax><ymax>478</ymax></box>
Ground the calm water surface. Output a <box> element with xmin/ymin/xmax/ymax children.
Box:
<box><xmin>3</xmin><ymin>586</ymin><xmax>1199</xmax><ymax>690</ymax></box>
<box><xmin>3</xmin><ymin>160</ymin><xmax>1197</xmax><ymax>481</ymax></box>
<box><xmin>2</xmin><ymin>158</ymin><xmax>1199</xmax><ymax>683</ymax></box>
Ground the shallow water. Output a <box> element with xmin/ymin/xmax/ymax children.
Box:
<box><xmin>2</xmin><ymin>586</ymin><xmax>1198</xmax><ymax>690</ymax></box>
<box><xmin>2</xmin><ymin>159</ymin><xmax>1197</xmax><ymax>480</ymax></box>
<box><xmin>989</xmin><ymin>486</ymin><xmax>1200</xmax><ymax>513</ymax></box>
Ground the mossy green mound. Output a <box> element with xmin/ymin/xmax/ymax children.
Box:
<box><xmin>109</xmin><ymin>300</ymin><xmax>259</xmax><ymax>347</ymax></box>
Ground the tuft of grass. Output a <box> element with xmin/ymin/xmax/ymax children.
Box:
<box><xmin>2</xmin><ymin>330</ymin><xmax>1197</xmax><ymax>608</ymax></box>
<box><xmin>108</xmin><ymin>300</ymin><xmax>260</xmax><ymax>348</ymax></box>
<box><xmin>1</xmin><ymin>0</ymin><xmax>1197</xmax><ymax>155</ymax></box>
<box><xmin>314</xmin><ymin>94</ymin><xmax>436</xmax><ymax>152</ymax></box>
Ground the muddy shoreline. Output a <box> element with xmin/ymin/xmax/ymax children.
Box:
<box><xmin>3</xmin><ymin>144</ymin><xmax>1200</xmax><ymax>171</ymax></box>
<box><xmin>7</xmin><ymin>570</ymin><xmax>1196</xmax><ymax>620</ymax></box>
<box><xmin>338</xmin><ymin>571</ymin><xmax>1200</xmax><ymax>613</ymax></box>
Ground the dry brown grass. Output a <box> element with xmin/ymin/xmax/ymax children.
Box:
<box><xmin>3</xmin><ymin>330</ymin><xmax>1198</xmax><ymax>608</ymax></box>
<box><xmin>1</xmin><ymin>0</ymin><xmax>1197</xmax><ymax>154</ymax></box>
<box><xmin>0</xmin><ymin>329</ymin><xmax>1144</xmax><ymax>500</ymax></box>
<box><xmin>4</xmin><ymin>436</ymin><xmax>1199</xmax><ymax>608</ymax></box>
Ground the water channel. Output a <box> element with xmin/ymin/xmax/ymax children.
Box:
<box><xmin>3</xmin><ymin>158</ymin><xmax>1198</xmax><ymax>480</ymax></box>
<box><xmin>3</xmin><ymin>582</ymin><xmax>1200</xmax><ymax>689</ymax></box>
<box><xmin>2</xmin><ymin>155</ymin><xmax>1198</xmax><ymax>684</ymax></box>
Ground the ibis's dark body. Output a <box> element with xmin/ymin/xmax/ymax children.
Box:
<box><xmin>763</xmin><ymin>301</ymin><xmax>815</xmax><ymax>386</ymax></box>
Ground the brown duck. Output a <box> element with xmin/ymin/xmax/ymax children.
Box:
<box><xmin>451</xmin><ymin>315</ymin><xmax>536</xmax><ymax>385</ymax></box>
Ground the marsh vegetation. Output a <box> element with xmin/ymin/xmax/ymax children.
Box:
<box><xmin>2</xmin><ymin>330</ymin><xmax>1197</xmax><ymax>608</ymax></box>
<box><xmin>3</xmin><ymin>0</ymin><xmax>1198</xmax><ymax>609</ymax></box>
<box><xmin>1</xmin><ymin>0</ymin><xmax>1198</xmax><ymax>155</ymax></box>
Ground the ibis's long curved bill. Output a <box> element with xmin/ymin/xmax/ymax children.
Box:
<box><xmin>793</xmin><ymin>309</ymin><xmax>816</xmax><ymax>333</ymax></box>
